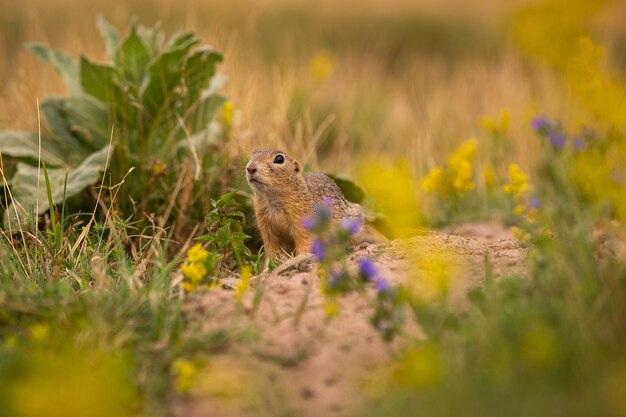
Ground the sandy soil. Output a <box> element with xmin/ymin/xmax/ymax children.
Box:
<box><xmin>171</xmin><ymin>222</ymin><xmax>528</xmax><ymax>417</ymax></box>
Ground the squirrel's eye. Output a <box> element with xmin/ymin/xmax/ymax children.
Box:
<box><xmin>273</xmin><ymin>155</ymin><xmax>285</xmax><ymax>164</ymax></box>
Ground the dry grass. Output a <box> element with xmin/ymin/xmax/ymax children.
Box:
<box><xmin>1</xmin><ymin>0</ymin><xmax>624</xmax><ymax>177</ymax></box>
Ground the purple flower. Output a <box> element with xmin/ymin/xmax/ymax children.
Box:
<box><xmin>311</xmin><ymin>239</ymin><xmax>325</xmax><ymax>261</ymax></box>
<box><xmin>313</xmin><ymin>198</ymin><xmax>333</xmax><ymax>222</ymax></box>
<box><xmin>340</xmin><ymin>218</ymin><xmax>362</xmax><ymax>236</ymax></box>
<box><xmin>359</xmin><ymin>258</ymin><xmax>378</xmax><ymax>281</ymax></box>
<box><xmin>572</xmin><ymin>136</ymin><xmax>586</xmax><ymax>152</ymax></box>
<box><xmin>611</xmin><ymin>169</ymin><xmax>625</xmax><ymax>185</ymax></box>
<box><xmin>548</xmin><ymin>132</ymin><xmax>566</xmax><ymax>149</ymax></box>
<box><xmin>528</xmin><ymin>196</ymin><xmax>541</xmax><ymax>210</ymax></box>
<box><xmin>329</xmin><ymin>268</ymin><xmax>348</xmax><ymax>288</ymax></box>
<box><xmin>375</xmin><ymin>277</ymin><xmax>390</xmax><ymax>293</ymax></box>
<box><xmin>302</xmin><ymin>217</ymin><xmax>315</xmax><ymax>231</ymax></box>
<box><xmin>531</xmin><ymin>115</ymin><xmax>553</xmax><ymax>133</ymax></box>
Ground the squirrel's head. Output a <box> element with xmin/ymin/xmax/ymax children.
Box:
<box><xmin>246</xmin><ymin>149</ymin><xmax>306</xmax><ymax>195</ymax></box>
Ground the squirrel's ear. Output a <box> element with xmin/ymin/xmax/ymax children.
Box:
<box><xmin>294</xmin><ymin>161</ymin><xmax>300</xmax><ymax>173</ymax></box>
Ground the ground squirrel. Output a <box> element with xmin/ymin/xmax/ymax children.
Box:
<box><xmin>246</xmin><ymin>149</ymin><xmax>364</xmax><ymax>258</ymax></box>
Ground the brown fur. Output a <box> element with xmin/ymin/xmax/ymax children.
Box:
<box><xmin>246</xmin><ymin>149</ymin><xmax>364</xmax><ymax>258</ymax></box>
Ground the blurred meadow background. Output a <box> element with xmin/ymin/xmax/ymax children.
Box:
<box><xmin>1</xmin><ymin>0</ymin><xmax>626</xmax><ymax>416</ymax></box>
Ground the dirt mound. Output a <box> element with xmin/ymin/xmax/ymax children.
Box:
<box><xmin>172</xmin><ymin>224</ymin><xmax>528</xmax><ymax>417</ymax></box>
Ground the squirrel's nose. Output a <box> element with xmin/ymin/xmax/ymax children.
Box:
<box><xmin>247</xmin><ymin>165</ymin><xmax>257</xmax><ymax>175</ymax></box>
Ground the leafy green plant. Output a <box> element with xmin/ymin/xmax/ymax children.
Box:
<box><xmin>198</xmin><ymin>191</ymin><xmax>256</xmax><ymax>272</ymax></box>
<box><xmin>0</xmin><ymin>16</ymin><xmax>229</xmax><ymax>229</ymax></box>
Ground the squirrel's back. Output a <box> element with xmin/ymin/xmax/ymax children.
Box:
<box><xmin>304</xmin><ymin>172</ymin><xmax>364</xmax><ymax>221</ymax></box>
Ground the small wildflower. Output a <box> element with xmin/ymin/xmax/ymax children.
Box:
<box><xmin>187</xmin><ymin>243</ymin><xmax>209</xmax><ymax>263</ymax></box>
<box><xmin>498</xmin><ymin>109</ymin><xmax>511</xmax><ymax>133</ymax></box>
<box><xmin>359</xmin><ymin>258</ymin><xmax>379</xmax><ymax>281</ymax></box>
<box><xmin>151</xmin><ymin>159</ymin><xmax>167</xmax><ymax>176</ymax></box>
<box><xmin>375</xmin><ymin>277</ymin><xmax>391</xmax><ymax>293</ymax></box>
<box><xmin>181</xmin><ymin>262</ymin><xmax>208</xmax><ymax>284</ymax></box>
<box><xmin>511</xmin><ymin>226</ymin><xmax>531</xmax><ymax>242</ymax></box>
<box><xmin>483</xmin><ymin>164</ymin><xmax>497</xmax><ymax>190</ymax></box>
<box><xmin>481</xmin><ymin>109</ymin><xmax>510</xmax><ymax>135</ymax></box>
<box><xmin>528</xmin><ymin>196</ymin><xmax>541</xmax><ymax>210</ymax></box>
<box><xmin>235</xmin><ymin>265</ymin><xmax>252</xmax><ymax>304</ymax></box>
<box><xmin>340</xmin><ymin>218</ymin><xmax>362</xmax><ymax>236</ymax></box>
<box><xmin>447</xmin><ymin>139</ymin><xmax>478</xmax><ymax>196</ymax></box>
<box><xmin>572</xmin><ymin>136</ymin><xmax>586</xmax><ymax>151</ymax></box>
<box><xmin>548</xmin><ymin>131</ymin><xmax>567</xmax><ymax>149</ymax></box>
<box><xmin>421</xmin><ymin>166</ymin><xmax>444</xmax><ymax>193</ymax></box>
<box><xmin>313</xmin><ymin>198</ymin><xmax>333</xmax><ymax>223</ymax></box>
<box><xmin>531</xmin><ymin>115</ymin><xmax>555</xmax><ymax>133</ymax></box>
<box><xmin>309</xmin><ymin>50</ymin><xmax>336</xmax><ymax>82</ymax></box>
<box><xmin>480</xmin><ymin>116</ymin><xmax>496</xmax><ymax>133</ymax></box>
<box><xmin>503</xmin><ymin>164</ymin><xmax>530</xmax><ymax>195</ymax></box>
<box><xmin>173</xmin><ymin>358</ymin><xmax>198</xmax><ymax>394</ymax></box>
<box><xmin>29</xmin><ymin>323</ymin><xmax>50</xmax><ymax>342</ymax></box>
<box><xmin>323</xmin><ymin>299</ymin><xmax>339</xmax><ymax>318</ymax></box>
<box><xmin>311</xmin><ymin>239</ymin><xmax>325</xmax><ymax>261</ymax></box>
<box><xmin>328</xmin><ymin>269</ymin><xmax>349</xmax><ymax>290</ymax></box>
<box><xmin>302</xmin><ymin>217</ymin><xmax>315</xmax><ymax>231</ymax></box>
<box><xmin>531</xmin><ymin>115</ymin><xmax>567</xmax><ymax>149</ymax></box>
<box><xmin>222</xmin><ymin>101</ymin><xmax>234</xmax><ymax>129</ymax></box>
<box><xmin>452</xmin><ymin>159</ymin><xmax>475</xmax><ymax>194</ymax></box>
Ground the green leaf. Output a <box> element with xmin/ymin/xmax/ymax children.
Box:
<box><xmin>26</xmin><ymin>43</ymin><xmax>81</xmax><ymax>96</ymax></box>
<box><xmin>327</xmin><ymin>174</ymin><xmax>366</xmax><ymax>204</ymax></box>
<box><xmin>137</xmin><ymin>24</ymin><xmax>164</xmax><ymax>56</ymax></box>
<box><xmin>188</xmin><ymin>95</ymin><xmax>227</xmax><ymax>134</ymax></box>
<box><xmin>0</xmin><ymin>131</ymin><xmax>67</xmax><ymax>167</ymax></box>
<box><xmin>183</xmin><ymin>48</ymin><xmax>223</xmax><ymax>108</ymax></box>
<box><xmin>96</xmin><ymin>15</ymin><xmax>121</xmax><ymax>61</ymax></box>
<box><xmin>140</xmin><ymin>45</ymin><xmax>191</xmax><ymax>119</ymax></box>
<box><xmin>40</xmin><ymin>97</ymin><xmax>92</xmax><ymax>163</ymax></box>
<box><xmin>115</xmin><ymin>25</ymin><xmax>151</xmax><ymax>85</ymax></box>
<box><xmin>167</xmin><ymin>32</ymin><xmax>199</xmax><ymax>50</ymax></box>
<box><xmin>80</xmin><ymin>55</ymin><xmax>123</xmax><ymax>103</ymax></box>
<box><xmin>64</xmin><ymin>96</ymin><xmax>110</xmax><ymax>149</ymax></box>
<box><xmin>4</xmin><ymin>146</ymin><xmax>111</xmax><ymax>229</ymax></box>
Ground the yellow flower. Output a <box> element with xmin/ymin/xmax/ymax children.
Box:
<box><xmin>29</xmin><ymin>323</ymin><xmax>50</xmax><ymax>342</ymax></box>
<box><xmin>498</xmin><ymin>109</ymin><xmax>511</xmax><ymax>133</ymax></box>
<box><xmin>187</xmin><ymin>243</ymin><xmax>209</xmax><ymax>264</ymax></box>
<box><xmin>447</xmin><ymin>139</ymin><xmax>478</xmax><ymax>167</ymax></box>
<box><xmin>452</xmin><ymin>159</ymin><xmax>475</xmax><ymax>194</ymax></box>
<box><xmin>323</xmin><ymin>299</ymin><xmax>339</xmax><ymax>318</ymax></box>
<box><xmin>222</xmin><ymin>101</ymin><xmax>234</xmax><ymax>129</ymax></box>
<box><xmin>513</xmin><ymin>204</ymin><xmax>525</xmax><ymax>217</ymax></box>
<box><xmin>309</xmin><ymin>50</ymin><xmax>336</xmax><ymax>82</ymax></box>
<box><xmin>511</xmin><ymin>226</ymin><xmax>531</xmax><ymax>242</ymax></box>
<box><xmin>481</xmin><ymin>109</ymin><xmax>510</xmax><ymax>135</ymax></box>
<box><xmin>394</xmin><ymin>344</ymin><xmax>442</xmax><ymax>388</ymax></box>
<box><xmin>447</xmin><ymin>139</ymin><xmax>477</xmax><ymax>196</ymax></box>
<box><xmin>480</xmin><ymin>116</ymin><xmax>496</xmax><ymax>133</ymax></box>
<box><xmin>421</xmin><ymin>166</ymin><xmax>444</xmax><ymax>193</ymax></box>
<box><xmin>483</xmin><ymin>164</ymin><xmax>497</xmax><ymax>190</ymax></box>
<box><xmin>150</xmin><ymin>159</ymin><xmax>167</xmax><ymax>176</ymax></box>
<box><xmin>503</xmin><ymin>163</ymin><xmax>530</xmax><ymax>195</ymax></box>
<box><xmin>235</xmin><ymin>265</ymin><xmax>252</xmax><ymax>304</ymax></box>
<box><xmin>356</xmin><ymin>158</ymin><xmax>423</xmax><ymax>235</ymax></box>
<box><xmin>173</xmin><ymin>358</ymin><xmax>198</xmax><ymax>394</ymax></box>
<box><xmin>181</xmin><ymin>262</ymin><xmax>208</xmax><ymax>284</ymax></box>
